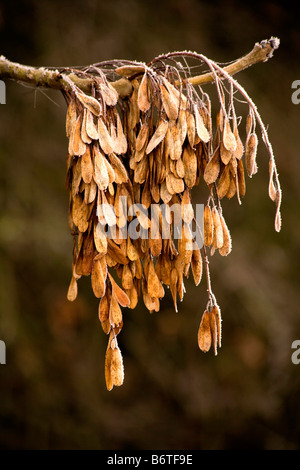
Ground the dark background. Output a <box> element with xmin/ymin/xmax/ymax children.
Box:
<box><xmin>0</xmin><ymin>0</ymin><xmax>299</xmax><ymax>450</ymax></box>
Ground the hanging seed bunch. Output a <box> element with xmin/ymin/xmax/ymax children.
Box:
<box><xmin>62</xmin><ymin>50</ymin><xmax>282</xmax><ymax>390</ymax></box>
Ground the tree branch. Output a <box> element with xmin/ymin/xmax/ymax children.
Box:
<box><xmin>0</xmin><ymin>38</ymin><xmax>279</xmax><ymax>98</ymax></box>
<box><xmin>187</xmin><ymin>37</ymin><xmax>280</xmax><ymax>86</ymax></box>
<box><xmin>0</xmin><ymin>55</ymin><xmax>133</xmax><ymax>98</ymax></box>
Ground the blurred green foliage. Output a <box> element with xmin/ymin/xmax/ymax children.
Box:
<box><xmin>0</xmin><ymin>0</ymin><xmax>300</xmax><ymax>450</ymax></box>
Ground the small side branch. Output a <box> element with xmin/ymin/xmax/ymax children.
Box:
<box><xmin>187</xmin><ymin>37</ymin><xmax>280</xmax><ymax>86</ymax></box>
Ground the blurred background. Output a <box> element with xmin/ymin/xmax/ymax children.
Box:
<box><xmin>0</xmin><ymin>0</ymin><xmax>299</xmax><ymax>450</ymax></box>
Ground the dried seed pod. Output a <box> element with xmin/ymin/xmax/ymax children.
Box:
<box><xmin>81</xmin><ymin>146</ymin><xmax>93</xmax><ymax>184</ymax></box>
<box><xmin>246</xmin><ymin>133</ymin><xmax>258</xmax><ymax>177</ymax></box>
<box><xmin>105</xmin><ymin>346</ymin><xmax>113</xmax><ymax>391</ymax></box>
<box><xmin>150</xmin><ymin>216</ymin><xmax>162</xmax><ymax>257</ymax></box>
<box><xmin>108</xmin><ymin>272</ymin><xmax>130</xmax><ymax>307</ymax></box>
<box><xmin>216</xmin><ymin>107</ymin><xmax>224</xmax><ymax>136</ymax></box>
<box><xmin>110</xmin><ymin>346</ymin><xmax>124</xmax><ymax>387</ymax></box>
<box><xmin>91</xmin><ymin>257</ymin><xmax>106</xmax><ymax>298</ymax></box>
<box><xmin>127</xmin><ymin>236</ymin><xmax>139</xmax><ymax>262</ymax></box>
<box><xmin>268</xmin><ymin>159</ymin><xmax>277</xmax><ymax>202</ymax></box>
<box><xmin>219</xmin><ymin>214</ymin><xmax>232</xmax><ymax>256</ymax></box>
<box><xmin>181</xmin><ymin>189</ymin><xmax>194</xmax><ymax>224</ymax></box>
<box><xmin>71</xmin><ymin>115</ymin><xmax>87</xmax><ymax>156</ymax></box>
<box><xmin>203</xmin><ymin>148</ymin><xmax>220</xmax><ymax>185</ymax></box>
<box><xmin>138</xmin><ymin>73</ymin><xmax>151</xmax><ymax>112</ymax></box>
<box><xmin>194</xmin><ymin>106</ymin><xmax>210</xmax><ymax>143</ymax></box>
<box><xmin>168</xmin><ymin>173</ymin><xmax>185</xmax><ymax>194</ymax></box>
<box><xmin>98</xmin><ymin>82</ymin><xmax>119</xmax><ymax>107</ymax></box>
<box><xmin>182</xmin><ymin>146</ymin><xmax>197</xmax><ymax>188</ymax></box>
<box><xmin>108</xmin><ymin>153</ymin><xmax>128</xmax><ymax>183</ymax></box>
<box><xmin>163</xmin><ymin>77</ymin><xmax>187</xmax><ymax>108</ymax></box>
<box><xmin>126</xmin><ymin>282</ymin><xmax>139</xmax><ymax>309</ymax></box>
<box><xmin>217</xmin><ymin>165</ymin><xmax>231</xmax><ymax>199</ymax></box>
<box><xmin>160</xmin><ymin>180</ymin><xmax>173</xmax><ymax>204</ymax></box>
<box><xmin>72</xmin><ymin>194</ymin><xmax>89</xmax><ymax>232</ymax></box>
<box><xmin>146</xmin><ymin>120</ymin><xmax>168</xmax><ymax>154</ymax></box>
<box><xmin>274</xmin><ymin>190</ymin><xmax>282</xmax><ymax>233</ymax></box>
<box><xmin>67</xmin><ymin>276</ymin><xmax>78</xmax><ymax>302</ymax></box>
<box><xmin>76</xmin><ymin>91</ymin><xmax>101</xmax><ymax>116</ymax></box>
<box><xmin>94</xmin><ymin>222</ymin><xmax>108</xmax><ymax>255</ymax></box>
<box><xmin>191</xmin><ymin>247</ymin><xmax>202</xmax><ymax>286</ymax></box>
<box><xmin>209</xmin><ymin>311</ymin><xmax>218</xmax><ymax>355</ymax></box>
<box><xmin>160</xmin><ymin>83</ymin><xmax>179</xmax><ymax>120</ymax></box>
<box><xmin>223</xmin><ymin>116</ymin><xmax>237</xmax><ymax>152</ymax></box>
<box><xmin>107</xmin><ymin>239</ymin><xmax>129</xmax><ymax>265</ymax></box>
<box><xmin>71</xmin><ymin>158</ymin><xmax>82</xmax><ymax>197</ymax></box>
<box><xmin>105</xmin><ymin>334</ymin><xmax>124</xmax><ymax>390</ymax></box>
<box><xmin>104</xmin><ymin>157</ymin><xmax>116</xmax><ymax>184</ymax></box>
<box><xmin>233</xmin><ymin>117</ymin><xmax>244</xmax><ymax>160</ymax></box>
<box><xmin>101</xmin><ymin>191</ymin><xmax>117</xmax><ymax>227</ymax></box>
<box><xmin>122</xmin><ymin>264</ymin><xmax>133</xmax><ymax>290</ymax></box>
<box><xmin>226</xmin><ymin>174</ymin><xmax>237</xmax><ymax>200</ymax></box>
<box><xmin>220</xmin><ymin>141</ymin><xmax>233</xmax><ymax>165</ymax></box>
<box><xmin>176</xmin><ymin>158</ymin><xmax>185</xmax><ymax>179</ymax></box>
<box><xmin>212</xmin><ymin>305</ymin><xmax>222</xmax><ymax>349</ymax></box>
<box><xmin>179</xmin><ymin>223</ymin><xmax>193</xmax><ymax>266</ymax></box>
<box><xmin>98</xmin><ymin>118</ymin><xmax>114</xmax><ymax>155</ymax></box>
<box><xmin>136</xmin><ymin>122</ymin><xmax>149</xmax><ymax>152</ymax></box>
<box><xmin>198</xmin><ymin>311</ymin><xmax>212</xmax><ymax>352</ymax></box>
<box><xmin>98</xmin><ymin>293</ymin><xmax>110</xmax><ymax>334</ymax></box>
<box><xmin>186</xmin><ymin>110</ymin><xmax>196</xmax><ymax>148</ymax></box>
<box><xmin>109</xmin><ymin>295</ymin><xmax>123</xmax><ymax>327</ymax></box>
<box><xmin>94</xmin><ymin>147</ymin><xmax>109</xmax><ymax>190</ymax></box>
<box><xmin>245</xmin><ymin>110</ymin><xmax>253</xmax><ymax>141</ymax></box>
<box><xmin>170</xmin><ymin>267</ymin><xmax>179</xmax><ymax>312</ymax></box>
<box><xmin>203</xmin><ymin>205</ymin><xmax>213</xmax><ymax>247</ymax></box>
<box><xmin>212</xmin><ymin>207</ymin><xmax>223</xmax><ymax>250</ymax></box>
<box><xmin>178</xmin><ymin>108</ymin><xmax>187</xmax><ymax>144</ymax></box>
<box><xmin>170</xmin><ymin>123</ymin><xmax>183</xmax><ymax>160</ymax></box>
<box><xmin>114</xmin><ymin>111</ymin><xmax>128</xmax><ymax>154</ymax></box>
<box><xmin>85</xmin><ymin>110</ymin><xmax>99</xmax><ymax>140</ymax></box>
<box><xmin>142</xmin><ymin>279</ymin><xmax>160</xmax><ymax>313</ymax></box>
<box><xmin>237</xmin><ymin>159</ymin><xmax>246</xmax><ymax>198</ymax></box>
<box><xmin>76</xmin><ymin>234</ymin><xmax>95</xmax><ymax>276</ymax></box>
<box><xmin>115</xmin><ymin>65</ymin><xmax>146</xmax><ymax>77</ymax></box>
<box><xmin>66</xmin><ymin>99</ymin><xmax>77</xmax><ymax>138</ymax></box>
<box><xmin>147</xmin><ymin>259</ymin><xmax>165</xmax><ymax>298</ymax></box>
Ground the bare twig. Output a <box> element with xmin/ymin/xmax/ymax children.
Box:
<box><xmin>187</xmin><ymin>37</ymin><xmax>280</xmax><ymax>86</ymax></box>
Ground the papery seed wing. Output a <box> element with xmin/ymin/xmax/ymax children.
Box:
<box><xmin>138</xmin><ymin>73</ymin><xmax>151</xmax><ymax>112</ymax></box>
<box><xmin>66</xmin><ymin>99</ymin><xmax>77</xmax><ymax>138</ymax></box>
<box><xmin>98</xmin><ymin>118</ymin><xmax>114</xmax><ymax>155</ymax></box>
<box><xmin>94</xmin><ymin>147</ymin><xmax>109</xmax><ymax>190</ymax></box>
<box><xmin>203</xmin><ymin>148</ymin><xmax>220</xmax><ymax>185</ymax></box>
<box><xmin>223</xmin><ymin>117</ymin><xmax>237</xmax><ymax>152</ymax></box>
<box><xmin>76</xmin><ymin>91</ymin><xmax>101</xmax><ymax>116</ymax></box>
<box><xmin>198</xmin><ymin>311</ymin><xmax>212</xmax><ymax>352</ymax></box>
<box><xmin>115</xmin><ymin>65</ymin><xmax>146</xmax><ymax>77</ymax></box>
<box><xmin>108</xmin><ymin>272</ymin><xmax>130</xmax><ymax>307</ymax></box>
<box><xmin>146</xmin><ymin>120</ymin><xmax>168</xmax><ymax>154</ymax></box>
<box><xmin>194</xmin><ymin>106</ymin><xmax>210</xmax><ymax>143</ymax></box>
